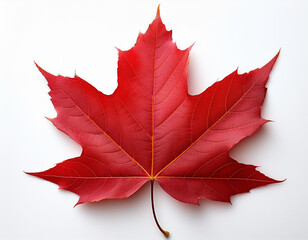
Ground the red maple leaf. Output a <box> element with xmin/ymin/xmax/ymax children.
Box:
<box><xmin>27</xmin><ymin>7</ymin><xmax>281</xmax><ymax>237</ymax></box>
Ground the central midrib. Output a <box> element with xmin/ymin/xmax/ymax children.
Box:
<box><xmin>150</xmin><ymin>20</ymin><xmax>158</xmax><ymax>178</ymax></box>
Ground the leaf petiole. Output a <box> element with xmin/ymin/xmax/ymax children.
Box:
<box><xmin>151</xmin><ymin>180</ymin><xmax>169</xmax><ymax>238</ymax></box>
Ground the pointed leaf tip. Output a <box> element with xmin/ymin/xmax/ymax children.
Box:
<box><xmin>265</xmin><ymin>51</ymin><xmax>280</xmax><ymax>71</ymax></box>
<box><xmin>274</xmin><ymin>49</ymin><xmax>280</xmax><ymax>61</ymax></box>
<box><xmin>34</xmin><ymin>61</ymin><xmax>41</xmax><ymax>71</ymax></box>
<box><xmin>45</xmin><ymin>116</ymin><xmax>54</xmax><ymax>122</ymax></box>
<box><xmin>187</xmin><ymin>42</ymin><xmax>195</xmax><ymax>52</ymax></box>
<box><xmin>156</xmin><ymin>5</ymin><xmax>161</xmax><ymax>18</ymax></box>
<box><xmin>34</xmin><ymin>62</ymin><xmax>54</xmax><ymax>80</ymax></box>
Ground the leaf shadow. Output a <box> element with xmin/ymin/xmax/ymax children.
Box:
<box><xmin>230</xmin><ymin>122</ymin><xmax>273</xmax><ymax>164</ymax></box>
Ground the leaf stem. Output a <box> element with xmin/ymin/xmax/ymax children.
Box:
<box><xmin>151</xmin><ymin>180</ymin><xmax>169</xmax><ymax>238</ymax></box>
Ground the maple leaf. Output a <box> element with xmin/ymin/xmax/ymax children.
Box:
<box><xmin>27</xmin><ymin>6</ymin><xmax>281</xmax><ymax>237</ymax></box>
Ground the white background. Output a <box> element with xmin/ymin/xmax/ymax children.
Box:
<box><xmin>0</xmin><ymin>0</ymin><xmax>307</xmax><ymax>239</ymax></box>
